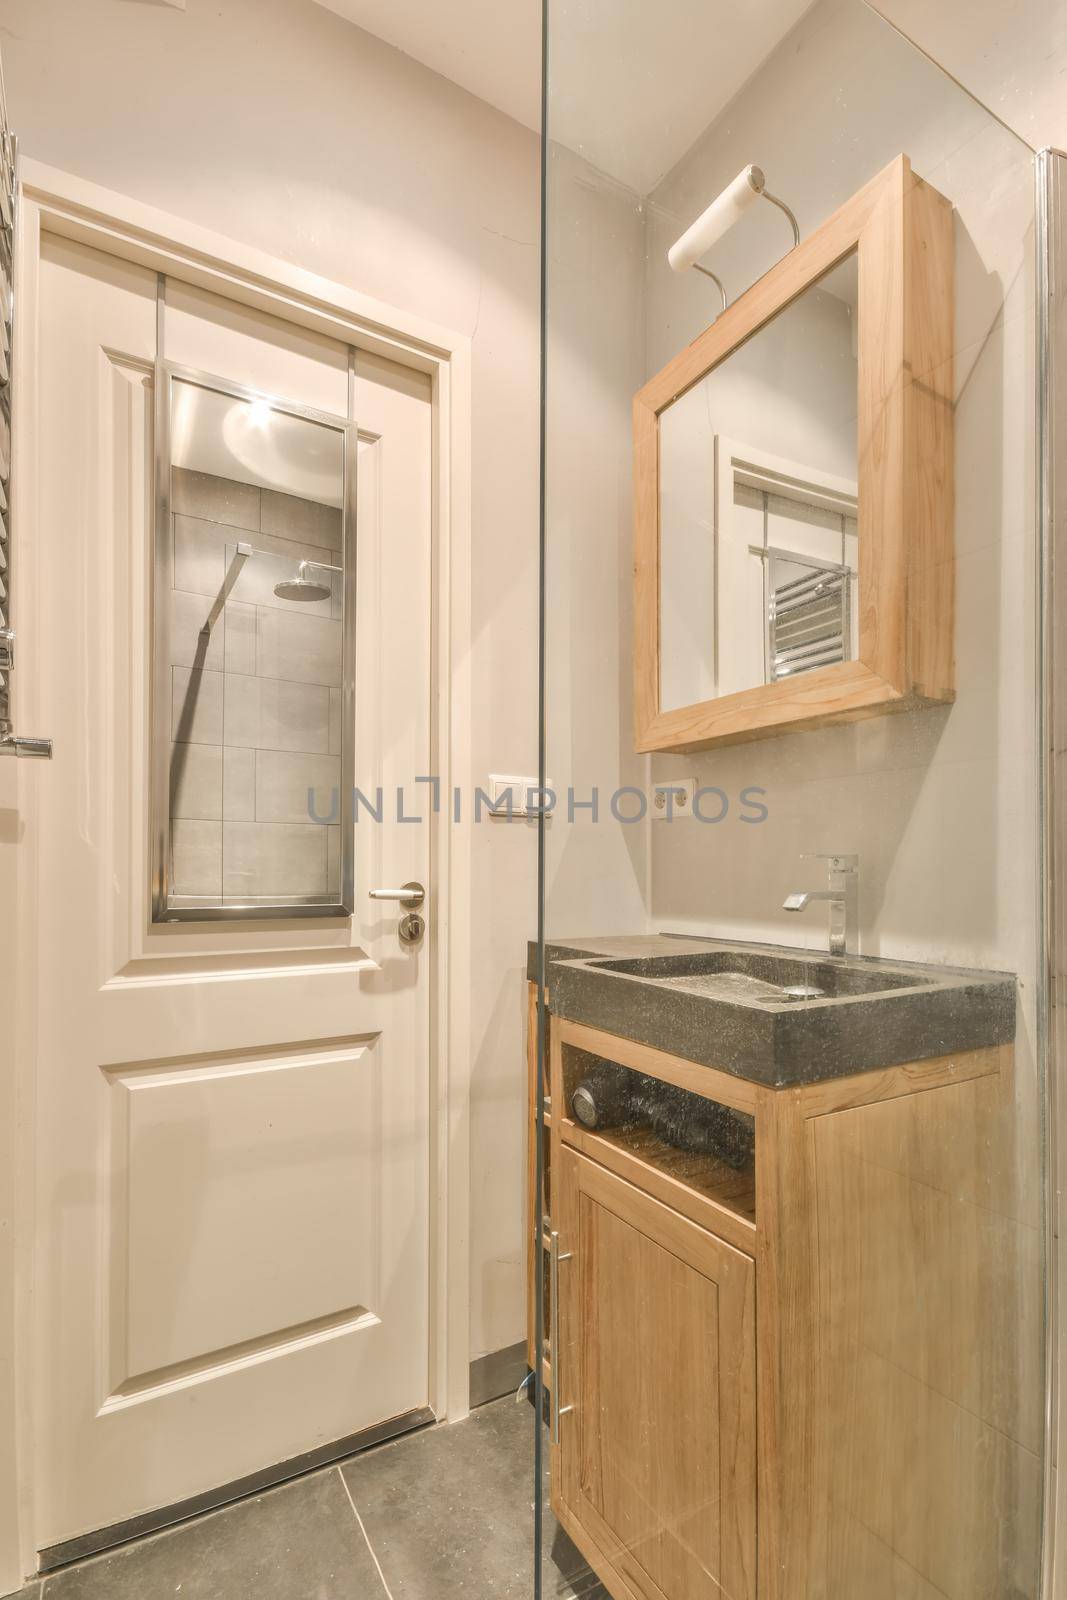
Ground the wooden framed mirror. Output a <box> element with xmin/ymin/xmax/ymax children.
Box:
<box><xmin>633</xmin><ymin>155</ymin><xmax>954</xmax><ymax>753</ymax></box>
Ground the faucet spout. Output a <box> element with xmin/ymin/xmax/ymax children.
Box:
<box><xmin>781</xmin><ymin>855</ymin><xmax>859</xmax><ymax>956</ymax></box>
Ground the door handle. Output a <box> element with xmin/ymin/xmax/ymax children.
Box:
<box><xmin>549</xmin><ymin>1228</ymin><xmax>573</xmax><ymax>1444</ymax></box>
<box><xmin>369</xmin><ymin>882</ymin><xmax>425</xmax><ymax>907</ymax></box>
<box><xmin>0</xmin><ymin>732</ymin><xmax>52</xmax><ymax>758</ymax></box>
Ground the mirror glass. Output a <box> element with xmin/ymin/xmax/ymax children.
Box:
<box><xmin>659</xmin><ymin>251</ymin><xmax>859</xmax><ymax>711</ymax></box>
<box><xmin>159</xmin><ymin>374</ymin><xmax>351</xmax><ymax>920</ymax></box>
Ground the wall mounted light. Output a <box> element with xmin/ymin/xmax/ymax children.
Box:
<box><xmin>667</xmin><ymin>165</ymin><xmax>801</xmax><ymax>313</ymax></box>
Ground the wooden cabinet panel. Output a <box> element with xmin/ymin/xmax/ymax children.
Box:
<box><xmin>555</xmin><ymin>1147</ymin><xmax>756</xmax><ymax>1600</ymax></box>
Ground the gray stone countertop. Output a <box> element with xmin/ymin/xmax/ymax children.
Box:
<box><xmin>526</xmin><ymin>934</ymin><xmax>1016</xmax><ymax>1089</ymax></box>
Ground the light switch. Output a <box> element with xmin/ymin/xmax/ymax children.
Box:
<box><xmin>486</xmin><ymin>774</ymin><xmax>546</xmax><ymax>819</ymax></box>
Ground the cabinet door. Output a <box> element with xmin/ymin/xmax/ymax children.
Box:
<box><xmin>554</xmin><ymin>1147</ymin><xmax>756</xmax><ymax>1600</ymax></box>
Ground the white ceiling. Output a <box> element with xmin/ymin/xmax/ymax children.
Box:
<box><xmin>172</xmin><ymin>380</ymin><xmax>345</xmax><ymax>507</ymax></box>
<box><xmin>311</xmin><ymin>0</ymin><xmax>816</xmax><ymax>194</ymax></box>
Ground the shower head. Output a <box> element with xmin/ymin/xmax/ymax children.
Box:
<box><xmin>273</xmin><ymin>576</ymin><xmax>332</xmax><ymax>603</ymax></box>
<box><xmin>273</xmin><ymin>562</ymin><xmax>332</xmax><ymax>604</ymax></box>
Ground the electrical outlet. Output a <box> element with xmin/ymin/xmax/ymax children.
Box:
<box><xmin>651</xmin><ymin>777</ymin><xmax>697</xmax><ymax>820</ymax></box>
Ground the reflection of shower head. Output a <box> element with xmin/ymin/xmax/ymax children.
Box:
<box><xmin>274</xmin><ymin>577</ymin><xmax>331</xmax><ymax>603</ymax></box>
<box><xmin>273</xmin><ymin>561</ymin><xmax>332</xmax><ymax>604</ymax></box>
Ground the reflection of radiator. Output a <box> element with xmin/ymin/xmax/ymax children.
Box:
<box><xmin>0</xmin><ymin>63</ymin><xmax>52</xmax><ymax>760</ymax></box>
<box><xmin>768</xmin><ymin>555</ymin><xmax>851</xmax><ymax>680</ymax></box>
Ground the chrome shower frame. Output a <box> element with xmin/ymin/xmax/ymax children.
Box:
<box><xmin>150</xmin><ymin>332</ymin><xmax>358</xmax><ymax>923</ymax></box>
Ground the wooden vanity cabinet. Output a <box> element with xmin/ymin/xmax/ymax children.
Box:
<box><xmin>533</xmin><ymin>1009</ymin><xmax>1033</xmax><ymax>1600</ymax></box>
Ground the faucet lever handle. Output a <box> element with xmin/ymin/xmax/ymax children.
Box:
<box><xmin>804</xmin><ymin>851</ymin><xmax>858</xmax><ymax>871</ymax></box>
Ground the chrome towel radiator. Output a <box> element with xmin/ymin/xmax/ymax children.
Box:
<box><xmin>0</xmin><ymin>69</ymin><xmax>51</xmax><ymax>760</ymax></box>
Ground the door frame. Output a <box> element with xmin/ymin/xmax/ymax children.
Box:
<box><xmin>0</xmin><ymin>157</ymin><xmax>474</xmax><ymax>1591</ymax></box>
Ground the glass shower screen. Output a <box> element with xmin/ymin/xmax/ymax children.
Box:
<box><xmin>536</xmin><ymin>4</ymin><xmax>1050</xmax><ymax>1598</ymax></box>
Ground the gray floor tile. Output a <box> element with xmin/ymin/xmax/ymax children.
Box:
<box><xmin>342</xmin><ymin>1398</ymin><xmax>605</xmax><ymax>1599</ymax></box>
<box><xmin>41</xmin><ymin>1469</ymin><xmax>386</xmax><ymax>1600</ymax></box>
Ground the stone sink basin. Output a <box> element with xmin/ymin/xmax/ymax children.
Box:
<box><xmin>585</xmin><ymin>948</ymin><xmax>929</xmax><ymax>1004</ymax></box>
<box><xmin>538</xmin><ymin>935</ymin><xmax>1016</xmax><ymax>1088</ymax></box>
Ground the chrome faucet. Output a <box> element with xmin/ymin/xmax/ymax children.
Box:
<box><xmin>782</xmin><ymin>853</ymin><xmax>859</xmax><ymax>957</ymax></box>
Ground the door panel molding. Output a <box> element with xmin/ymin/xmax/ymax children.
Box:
<box><xmin>103</xmin><ymin>1035</ymin><xmax>382</xmax><ymax>1400</ymax></box>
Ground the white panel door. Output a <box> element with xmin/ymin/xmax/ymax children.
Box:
<box><xmin>29</xmin><ymin>231</ymin><xmax>433</xmax><ymax>1549</ymax></box>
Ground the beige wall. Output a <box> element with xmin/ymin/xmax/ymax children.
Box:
<box><xmin>0</xmin><ymin>0</ymin><xmax>540</xmax><ymax>1387</ymax></box>
<box><xmin>543</xmin><ymin>143</ymin><xmax>650</xmax><ymax>938</ymax></box>
<box><xmin>870</xmin><ymin>0</ymin><xmax>1067</xmax><ymax>155</ymax></box>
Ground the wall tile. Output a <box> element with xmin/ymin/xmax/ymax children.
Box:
<box><xmin>170</xmin><ymin>741</ymin><xmax>223</xmax><ymax>820</ymax></box>
<box><xmin>222</xmin><ymin>821</ymin><xmax>328</xmax><ymax>899</ymax></box>
<box><xmin>171</xmin><ymin>819</ymin><xmax>222</xmax><ymax>896</ymax></box>
<box><xmin>256</xmin><ymin>609</ymin><xmax>343</xmax><ymax>687</ymax></box>
<box><xmin>172</xmin><ymin>667</ymin><xmax>224</xmax><ymax>746</ymax></box>
<box><xmin>255</xmin><ymin>749</ymin><xmax>341</xmax><ymax>824</ymax></box>
<box><xmin>170</xmin><ymin>589</ymin><xmax>225</xmax><ymax>671</ymax></box>
<box><xmin>224</xmin><ymin>601</ymin><xmax>257</xmax><ymax>676</ymax></box>
<box><xmin>224</xmin><ymin>674</ymin><xmax>332</xmax><ymax>754</ymax></box>
<box><xmin>173</xmin><ymin>515</ymin><xmax>229</xmax><ymax>598</ymax></box>
<box><xmin>261</xmin><ymin>487</ymin><xmax>342</xmax><ymax>552</ymax></box>
<box><xmin>172</xmin><ymin>465</ymin><xmax>260</xmax><ymax>531</ymax></box>
<box><xmin>223</xmin><ymin>745</ymin><xmax>256</xmax><ymax>821</ymax></box>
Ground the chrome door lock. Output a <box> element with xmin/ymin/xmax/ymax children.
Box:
<box><xmin>399</xmin><ymin>911</ymin><xmax>425</xmax><ymax>944</ymax></box>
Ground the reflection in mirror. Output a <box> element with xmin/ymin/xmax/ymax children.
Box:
<box><xmin>157</xmin><ymin>374</ymin><xmax>352</xmax><ymax>921</ymax></box>
<box><xmin>659</xmin><ymin>251</ymin><xmax>858</xmax><ymax>712</ymax></box>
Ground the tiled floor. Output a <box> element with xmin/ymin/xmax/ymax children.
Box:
<box><xmin>11</xmin><ymin>1399</ymin><xmax>605</xmax><ymax>1600</ymax></box>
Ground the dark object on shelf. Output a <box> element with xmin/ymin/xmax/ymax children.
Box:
<box><xmin>571</xmin><ymin>1061</ymin><xmax>640</xmax><ymax>1131</ymax></box>
<box><xmin>571</xmin><ymin>1059</ymin><xmax>755</xmax><ymax>1170</ymax></box>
